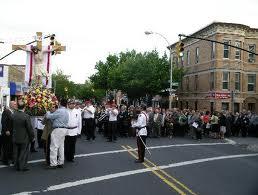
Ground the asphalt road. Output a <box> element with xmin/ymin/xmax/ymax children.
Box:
<box><xmin>0</xmin><ymin>135</ymin><xmax>258</xmax><ymax>195</ymax></box>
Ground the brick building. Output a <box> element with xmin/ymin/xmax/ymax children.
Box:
<box><xmin>170</xmin><ymin>22</ymin><xmax>258</xmax><ymax>113</ymax></box>
<box><xmin>0</xmin><ymin>64</ymin><xmax>25</xmax><ymax>107</ymax></box>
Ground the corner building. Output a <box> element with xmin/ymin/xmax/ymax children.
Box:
<box><xmin>171</xmin><ymin>22</ymin><xmax>258</xmax><ymax>113</ymax></box>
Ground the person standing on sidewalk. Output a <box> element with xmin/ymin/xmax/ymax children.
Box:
<box><xmin>219</xmin><ymin>112</ymin><xmax>227</xmax><ymax>139</ymax></box>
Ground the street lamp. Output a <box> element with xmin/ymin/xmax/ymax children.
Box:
<box><xmin>145</xmin><ymin>31</ymin><xmax>174</xmax><ymax>109</ymax></box>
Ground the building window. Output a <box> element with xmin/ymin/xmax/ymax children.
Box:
<box><xmin>235</xmin><ymin>72</ymin><xmax>240</xmax><ymax>91</ymax></box>
<box><xmin>195</xmin><ymin>75</ymin><xmax>198</xmax><ymax>90</ymax></box>
<box><xmin>186</xmin><ymin>101</ymin><xmax>189</xmax><ymax>109</ymax></box>
<box><xmin>222</xmin><ymin>102</ymin><xmax>229</xmax><ymax>111</ymax></box>
<box><xmin>210</xmin><ymin>72</ymin><xmax>215</xmax><ymax>90</ymax></box>
<box><xmin>235</xmin><ymin>41</ymin><xmax>241</xmax><ymax>60</ymax></box>
<box><xmin>248</xmin><ymin>74</ymin><xmax>256</xmax><ymax>92</ymax></box>
<box><xmin>195</xmin><ymin>47</ymin><xmax>199</xmax><ymax>64</ymax></box>
<box><xmin>186</xmin><ymin>76</ymin><xmax>189</xmax><ymax>91</ymax></box>
<box><xmin>211</xmin><ymin>42</ymin><xmax>216</xmax><ymax>59</ymax></box>
<box><xmin>186</xmin><ymin>50</ymin><xmax>190</xmax><ymax>65</ymax></box>
<box><xmin>248</xmin><ymin>44</ymin><xmax>256</xmax><ymax>63</ymax></box>
<box><xmin>222</xmin><ymin>72</ymin><xmax>229</xmax><ymax>90</ymax></box>
<box><xmin>223</xmin><ymin>40</ymin><xmax>230</xmax><ymax>58</ymax></box>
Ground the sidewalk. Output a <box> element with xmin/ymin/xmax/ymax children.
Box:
<box><xmin>227</xmin><ymin>137</ymin><xmax>258</xmax><ymax>152</ymax></box>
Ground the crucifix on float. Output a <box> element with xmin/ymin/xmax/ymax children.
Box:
<box><xmin>12</xmin><ymin>32</ymin><xmax>66</xmax><ymax>87</ymax></box>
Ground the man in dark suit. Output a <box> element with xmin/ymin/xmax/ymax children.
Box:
<box><xmin>12</xmin><ymin>101</ymin><xmax>34</xmax><ymax>171</ymax></box>
<box><xmin>1</xmin><ymin>101</ymin><xmax>17</xmax><ymax>165</ymax></box>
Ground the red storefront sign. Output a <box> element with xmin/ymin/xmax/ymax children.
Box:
<box><xmin>207</xmin><ymin>91</ymin><xmax>231</xmax><ymax>99</ymax></box>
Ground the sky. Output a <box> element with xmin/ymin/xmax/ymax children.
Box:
<box><xmin>0</xmin><ymin>0</ymin><xmax>258</xmax><ymax>84</ymax></box>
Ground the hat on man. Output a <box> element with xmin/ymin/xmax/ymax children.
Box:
<box><xmin>111</xmin><ymin>103</ymin><xmax>117</xmax><ymax>108</ymax></box>
<box><xmin>85</xmin><ymin>99</ymin><xmax>92</xmax><ymax>104</ymax></box>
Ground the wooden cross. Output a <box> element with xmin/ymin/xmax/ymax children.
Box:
<box><xmin>11</xmin><ymin>32</ymin><xmax>66</xmax><ymax>86</ymax></box>
<box><xmin>12</xmin><ymin>32</ymin><xmax>66</xmax><ymax>53</ymax></box>
<box><xmin>52</xmin><ymin>40</ymin><xmax>66</xmax><ymax>55</ymax></box>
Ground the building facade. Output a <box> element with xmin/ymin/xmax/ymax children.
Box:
<box><xmin>0</xmin><ymin>64</ymin><xmax>25</xmax><ymax>107</ymax></box>
<box><xmin>171</xmin><ymin>22</ymin><xmax>258</xmax><ymax>113</ymax></box>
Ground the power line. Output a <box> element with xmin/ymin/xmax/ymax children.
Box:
<box><xmin>179</xmin><ymin>34</ymin><xmax>258</xmax><ymax>56</ymax></box>
<box><xmin>0</xmin><ymin>34</ymin><xmax>54</xmax><ymax>61</ymax></box>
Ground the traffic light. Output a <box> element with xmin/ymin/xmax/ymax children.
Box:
<box><xmin>176</xmin><ymin>41</ymin><xmax>184</xmax><ymax>57</ymax></box>
<box><xmin>50</xmin><ymin>34</ymin><xmax>55</xmax><ymax>55</ymax></box>
<box><xmin>179</xmin><ymin>42</ymin><xmax>184</xmax><ymax>52</ymax></box>
<box><xmin>50</xmin><ymin>34</ymin><xmax>55</xmax><ymax>46</ymax></box>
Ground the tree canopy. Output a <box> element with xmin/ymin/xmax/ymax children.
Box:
<box><xmin>90</xmin><ymin>50</ymin><xmax>185</xmax><ymax>100</ymax></box>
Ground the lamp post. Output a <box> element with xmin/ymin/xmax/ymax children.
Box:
<box><xmin>145</xmin><ymin>31</ymin><xmax>173</xmax><ymax>109</ymax></box>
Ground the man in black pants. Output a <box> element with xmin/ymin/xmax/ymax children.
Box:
<box><xmin>65</xmin><ymin>99</ymin><xmax>82</xmax><ymax>162</ymax></box>
<box><xmin>107</xmin><ymin>104</ymin><xmax>119</xmax><ymax>142</ymax></box>
<box><xmin>131</xmin><ymin>104</ymin><xmax>148</xmax><ymax>163</ymax></box>
<box><xmin>82</xmin><ymin>100</ymin><xmax>95</xmax><ymax>140</ymax></box>
<box><xmin>1</xmin><ymin>101</ymin><xmax>17</xmax><ymax>165</ymax></box>
<box><xmin>12</xmin><ymin>101</ymin><xmax>35</xmax><ymax>171</ymax></box>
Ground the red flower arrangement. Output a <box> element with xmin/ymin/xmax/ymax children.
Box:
<box><xmin>23</xmin><ymin>84</ymin><xmax>58</xmax><ymax>116</ymax></box>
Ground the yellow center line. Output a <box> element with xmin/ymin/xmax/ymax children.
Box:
<box><xmin>126</xmin><ymin>145</ymin><xmax>197</xmax><ymax>195</ymax></box>
<box><xmin>121</xmin><ymin>145</ymin><xmax>186</xmax><ymax>195</ymax></box>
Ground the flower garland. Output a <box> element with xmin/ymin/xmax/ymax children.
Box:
<box><xmin>23</xmin><ymin>84</ymin><xmax>58</xmax><ymax>116</ymax></box>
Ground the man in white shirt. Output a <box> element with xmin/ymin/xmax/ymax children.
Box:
<box><xmin>82</xmin><ymin>100</ymin><xmax>96</xmax><ymax>140</ymax></box>
<box><xmin>65</xmin><ymin>99</ymin><xmax>82</xmax><ymax>162</ymax></box>
<box><xmin>107</xmin><ymin>103</ymin><xmax>119</xmax><ymax>142</ymax></box>
<box><xmin>131</xmin><ymin>104</ymin><xmax>148</xmax><ymax>163</ymax></box>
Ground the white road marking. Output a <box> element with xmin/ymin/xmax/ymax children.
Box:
<box><xmin>224</xmin><ymin>138</ymin><xmax>237</xmax><ymax>145</ymax></box>
<box><xmin>12</xmin><ymin>153</ymin><xmax>258</xmax><ymax>195</ymax></box>
<box><xmin>0</xmin><ymin>142</ymin><xmax>232</xmax><ymax>169</ymax></box>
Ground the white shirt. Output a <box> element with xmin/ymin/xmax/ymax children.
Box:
<box><xmin>83</xmin><ymin>105</ymin><xmax>95</xmax><ymax>119</ymax></box>
<box><xmin>67</xmin><ymin>108</ymin><xmax>82</xmax><ymax>136</ymax></box>
<box><xmin>107</xmin><ymin>108</ymin><xmax>118</xmax><ymax>121</ymax></box>
<box><xmin>132</xmin><ymin>111</ymin><xmax>148</xmax><ymax>136</ymax></box>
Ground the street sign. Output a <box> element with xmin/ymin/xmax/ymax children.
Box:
<box><xmin>163</xmin><ymin>88</ymin><xmax>177</xmax><ymax>92</ymax></box>
<box><xmin>172</xmin><ymin>82</ymin><xmax>179</xmax><ymax>86</ymax></box>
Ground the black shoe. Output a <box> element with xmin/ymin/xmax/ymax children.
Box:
<box><xmin>134</xmin><ymin>159</ymin><xmax>144</xmax><ymax>163</ymax></box>
<box><xmin>67</xmin><ymin>159</ymin><xmax>74</xmax><ymax>163</ymax></box>
<box><xmin>47</xmin><ymin>166</ymin><xmax>57</xmax><ymax>170</ymax></box>
<box><xmin>57</xmin><ymin>165</ymin><xmax>64</xmax><ymax>168</ymax></box>
<box><xmin>30</xmin><ymin>149</ymin><xmax>38</xmax><ymax>153</ymax></box>
<box><xmin>107</xmin><ymin>140</ymin><xmax>112</xmax><ymax>142</ymax></box>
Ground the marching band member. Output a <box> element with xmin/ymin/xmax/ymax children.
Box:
<box><xmin>131</xmin><ymin>104</ymin><xmax>148</xmax><ymax>163</ymax></box>
<box><xmin>82</xmin><ymin>100</ymin><xmax>96</xmax><ymax>141</ymax></box>
<box><xmin>106</xmin><ymin>103</ymin><xmax>119</xmax><ymax>142</ymax></box>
